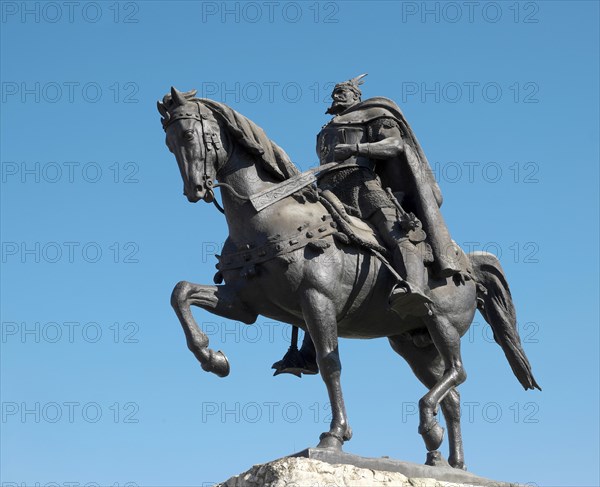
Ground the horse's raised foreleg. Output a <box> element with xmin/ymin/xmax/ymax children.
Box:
<box><xmin>417</xmin><ymin>314</ymin><xmax>467</xmax><ymax>454</ymax></box>
<box><xmin>171</xmin><ymin>281</ymin><xmax>258</xmax><ymax>377</ymax></box>
<box><xmin>388</xmin><ymin>334</ymin><xmax>465</xmax><ymax>469</ymax></box>
<box><xmin>300</xmin><ymin>289</ymin><xmax>352</xmax><ymax>450</ymax></box>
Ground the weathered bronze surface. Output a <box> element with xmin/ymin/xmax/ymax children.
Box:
<box><xmin>158</xmin><ymin>81</ymin><xmax>540</xmax><ymax>469</ymax></box>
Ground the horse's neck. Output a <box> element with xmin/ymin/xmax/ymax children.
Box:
<box><xmin>221</xmin><ymin>149</ymin><xmax>275</xmax><ymax>200</ymax></box>
<box><xmin>219</xmin><ymin>150</ymin><xmax>283</xmax><ymax>243</ymax></box>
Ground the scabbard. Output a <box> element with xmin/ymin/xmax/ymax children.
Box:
<box><xmin>249</xmin><ymin>162</ymin><xmax>357</xmax><ymax>212</ymax></box>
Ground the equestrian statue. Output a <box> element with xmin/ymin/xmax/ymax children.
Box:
<box><xmin>157</xmin><ymin>78</ymin><xmax>540</xmax><ymax>470</ymax></box>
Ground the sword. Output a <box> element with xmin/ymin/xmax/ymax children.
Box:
<box><xmin>249</xmin><ymin>161</ymin><xmax>355</xmax><ymax>212</ymax></box>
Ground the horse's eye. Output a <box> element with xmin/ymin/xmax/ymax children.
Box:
<box><xmin>183</xmin><ymin>130</ymin><xmax>195</xmax><ymax>141</ymax></box>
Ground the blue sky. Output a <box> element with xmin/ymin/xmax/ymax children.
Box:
<box><xmin>1</xmin><ymin>1</ymin><xmax>598</xmax><ymax>486</ymax></box>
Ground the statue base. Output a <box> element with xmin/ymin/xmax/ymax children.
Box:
<box><xmin>214</xmin><ymin>448</ymin><xmax>527</xmax><ymax>486</ymax></box>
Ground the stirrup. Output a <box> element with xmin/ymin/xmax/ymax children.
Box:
<box><xmin>271</xmin><ymin>347</ymin><xmax>319</xmax><ymax>377</ymax></box>
<box><xmin>389</xmin><ymin>284</ymin><xmax>432</xmax><ymax>317</ymax></box>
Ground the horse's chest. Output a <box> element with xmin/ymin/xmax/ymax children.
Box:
<box><xmin>223</xmin><ymin>253</ymin><xmax>307</xmax><ymax>322</ymax></box>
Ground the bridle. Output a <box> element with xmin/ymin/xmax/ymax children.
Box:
<box><xmin>164</xmin><ymin>101</ymin><xmax>237</xmax><ymax>210</ymax></box>
<box><xmin>164</xmin><ymin>99</ymin><xmax>343</xmax><ymax>213</ymax></box>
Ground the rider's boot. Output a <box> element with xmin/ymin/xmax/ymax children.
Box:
<box><xmin>272</xmin><ymin>327</ymin><xmax>319</xmax><ymax>377</ymax></box>
<box><xmin>432</xmin><ymin>243</ymin><xmax>462</xmax><ymax>279</ymax></box>
<box><xmin>371</xmin><ymin>207</ymin><xmax>432</xmax><ymax>317</ymax></box>
<box><xmin>389</xmin><ymin>240</ymin><xmax>432</xmax><ymax>317</ymax></box>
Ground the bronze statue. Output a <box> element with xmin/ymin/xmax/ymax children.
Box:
<box><xmin>157</xmin><ymin>85</ymin><xmax>540</xmax><ymax>470</ymax></box>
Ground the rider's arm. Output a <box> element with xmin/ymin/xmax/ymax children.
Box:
<box><xmin>356</xmin><ymin>118</ymin><xmax>404</xmax><ymax>160</ymax></box>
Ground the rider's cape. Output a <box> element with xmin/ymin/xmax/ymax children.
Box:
<box><xmin>331</xmin><ymin>97</ymin><xmax>456</xmax><ymax>274</ymax></box>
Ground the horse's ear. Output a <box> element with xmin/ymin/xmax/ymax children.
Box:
<box><xmin>171</xmin><ymin>86</ymin><xmax>186</xmax><ymax>106</ymax></box>
<box><xmin>157</xmin><ymin>100</ymin><xmax>168</xmax><ymax>118</ymax></box>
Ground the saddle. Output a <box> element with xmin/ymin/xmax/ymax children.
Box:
<box><xmin>318</xmin><ymin>189</ymin><xmax>473</xmax><ymax>283</ymax></box>
<box><xmin>318</xmin><ymin>189</ymin><xmax>388</xmax><ymax>255</ymax></box>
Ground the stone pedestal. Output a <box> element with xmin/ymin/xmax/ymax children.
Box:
<box><xmin>215</xmin><ymin>449</ymin><xmax>525</xmax><ymax>487</ymax></box>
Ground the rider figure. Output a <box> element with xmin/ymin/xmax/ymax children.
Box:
<box><xmin>317</xmin><ymin>74</ymin><xmax>461</xmax><ymax>315</ymax></box>
<box><xmin>272</xmin><ymin>74</ymin><xmax>461</xmax><ymax>375</ymax></box>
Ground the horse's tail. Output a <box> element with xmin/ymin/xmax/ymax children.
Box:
<box><xmin>468</xmin><ymin>251</ymin><xmax>541</xmax><ymax>391</ymax></box>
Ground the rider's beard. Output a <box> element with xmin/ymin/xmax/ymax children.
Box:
<box><xmin>326</xmin><ymin>100</ymin><xmax>354</xmax><ymax>115</ymax></box>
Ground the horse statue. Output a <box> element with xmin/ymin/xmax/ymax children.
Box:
<box><xmin>157</xmin><ymin>87</ymin><xmax>540</xmax><ymax>469</ymax></box>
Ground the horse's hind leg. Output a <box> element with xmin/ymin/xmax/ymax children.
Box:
<box><xmin>171</xmin><ymin>281</ymin><xmax>258</xmax><ymax>376</ymax></box>
<box><xmin>389</xmin><ymin>334</ymin><xmax>465</xmax><ymax>469</ymax></box>
<box><xmin>300</xmin><ymin>288</ymin><xmax>351</xmax><ymax>450</ymax></box>
<box><xmin>414</xmin><ymin>314</ymin><xmax>467</xmax><ymax>458</ymax></box>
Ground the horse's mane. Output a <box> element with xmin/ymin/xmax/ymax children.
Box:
<box><xmin>198</xmin><ymin>99</ymin><xmax>299</xmax><ymax>181</ymax></box>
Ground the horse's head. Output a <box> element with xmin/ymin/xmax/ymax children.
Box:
<box><xmin>158</xmin><ymin>87</ymin><xmax>228</xmax><ymax>203</ymax></box>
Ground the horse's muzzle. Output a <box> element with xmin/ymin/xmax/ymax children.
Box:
<box><xmin>184</xmin><ymin>188</ymin><xmax>202</xmax><ymax>203</ymax></box>
<box><xmin>184</xmin><ymin>183</ymin><xmax>211</xmax><ymax>203</ymax></box>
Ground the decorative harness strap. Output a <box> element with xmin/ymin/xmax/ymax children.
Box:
<box><xmin>216</xmin><ymin>215</ymin><xmax>337</xmax><ymax>271</ymax></box>
<box><xmin>163</xmin><ymin>100</ymin><xmax>225</xmax><ymax>179</ymax></box>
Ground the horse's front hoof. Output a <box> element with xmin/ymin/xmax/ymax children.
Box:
<box><xmin>317</xmin><ymin>432</ymin><xmax>344</xmax><ymax>450</ymax></box>
<box><xmin>201</xmin><ymin>349</ymin><xmax>230</xmax><ymax>377</ymax></box>
<box><xmin>419</xmin><ymin>420</ymin><xmax>444</xmax><ymax>451</ymax></box>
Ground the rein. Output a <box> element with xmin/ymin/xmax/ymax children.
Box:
<box><xmin>172</xmin><ymin>101</ymin><xmax>361</xmax><ymax>214</ymax></box>
<box><xmin>212</xmin><ymin>182</ymin><xmax>250</xmax><ymax>201</ymax></box>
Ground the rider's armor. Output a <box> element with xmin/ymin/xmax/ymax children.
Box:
<box><xmin>318</xmin><ymin>121</ymin><xmax>394</xmax><ymax>219</ymax></box>
<box><xmin>317</xmin><ymin>112</ymin><xmax>432</xmax><ymax>316</ymax></box>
